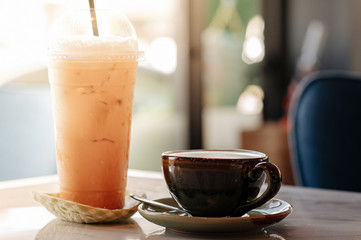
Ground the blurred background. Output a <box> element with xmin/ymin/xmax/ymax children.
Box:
<box><xmin>1</xmin><ymin>0</ymin><xmax>360</xmax><ymax>184</ymax></box>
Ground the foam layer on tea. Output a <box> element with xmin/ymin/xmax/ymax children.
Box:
<box><xmin>48</xmin><ymin>37</ymin><xmax>143</xmax><ymax>62</ymax></box>
<box><xmin>164</xmin><ymin>150</ymin><xmax>266</xmax><ymax>160</ymax></box>
<box><xmin>49</xmin><ymin>37</ymin><xmax>138</xmax><ymax>54</ymax></box>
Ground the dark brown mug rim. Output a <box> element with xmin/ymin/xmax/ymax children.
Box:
<box><xmin>162</xmin><ymin>149</ymin><xmax>268</xmax><ymax>162</ymax></box>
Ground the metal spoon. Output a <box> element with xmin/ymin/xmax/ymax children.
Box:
<box><xmin>130</xmin><ymin>194</ymin><xmax>191</xmax><ymax>216</ymax></box>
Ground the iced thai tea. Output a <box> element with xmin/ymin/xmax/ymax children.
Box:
<box><xmin>48</xmin><ymin>10</ymin><xmax>142</xmax><ymax>209</ymax></box>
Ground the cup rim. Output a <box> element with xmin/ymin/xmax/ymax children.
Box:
<box><xmin>162</xmin><ymin>149</ymin><xmax>268</xmax><ymax>161</ymax></box>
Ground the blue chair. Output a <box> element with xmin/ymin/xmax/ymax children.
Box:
<box><xmin>288</xmin><ymin>71</ymin><xmax>361</xmax><ymax>191</ymax></box>
<box><xmin>0</xmin><ymin>83</ymin><xmax>57</xmax><ymax>181</ymax></box>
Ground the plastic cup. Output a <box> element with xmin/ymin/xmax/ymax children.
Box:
<box><xmin>47</xmin><ymin>9</ymin><xmax>143</xmax><ymax>209</ymax></box>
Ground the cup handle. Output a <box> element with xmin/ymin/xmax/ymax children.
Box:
<box><xmin>231</xmin><ymin>162</ymin><xmax>282</xmax><ymax>217</ymax></box>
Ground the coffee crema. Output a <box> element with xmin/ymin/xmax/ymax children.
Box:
<box><xmin>163</xmin><ymin>149</ymin><xmax>267</xmax><ymax>160</ymax></box>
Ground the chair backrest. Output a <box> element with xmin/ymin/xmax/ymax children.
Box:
<box><xmin>288</xmin><ymin>71</ymin><xmax>361</xmax><ymax>191</ymax></box>
<box><xmin>0</xmin><ymin>84</ymin><xmax>57</xmax><ymax>181</ymax></box>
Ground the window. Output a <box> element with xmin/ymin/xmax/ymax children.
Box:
<box><xmin>0</xmin><ymin>0</ymin><xmax>188</xmax><ymax>177</ymax></box>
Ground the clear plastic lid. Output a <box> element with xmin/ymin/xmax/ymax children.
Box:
<box><xmin>48</xmin><ymin>9</ymin><xmax>144</xmax><ymax>61</ymax></box>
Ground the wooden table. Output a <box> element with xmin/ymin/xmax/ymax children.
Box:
<box><xmin>1</xmin><ymin>169</ymin><xmax>361</xmax><ymax>240</ymax></box>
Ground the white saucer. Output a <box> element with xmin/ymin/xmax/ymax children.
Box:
<box><xmin>138</xmin><ymin>198</ymin><xmax>292</xmax><ymax>233</ymax></box>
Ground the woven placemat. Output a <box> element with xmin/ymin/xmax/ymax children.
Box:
<box><xmin>33</xmin><ymin>191</ymin><xmax>145</xmax><ymax>223</ymax></box>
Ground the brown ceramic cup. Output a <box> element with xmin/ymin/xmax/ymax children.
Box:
<box><xmin>162</xmin><ymin>149</ymin><xmax>282</xmax><ymax>217</ymax></box>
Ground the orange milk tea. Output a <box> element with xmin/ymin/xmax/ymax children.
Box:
<box><xmin>48</xmin><ymin>37</ymin><xmax>139</xmax><ymax>209</ymax></box>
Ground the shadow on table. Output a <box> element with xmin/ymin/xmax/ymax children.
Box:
<box><xmin>35</xmin><ymin>218</ymin><xmax>145</xmax><ymax>240</ymax></box>
<box><xmin>146</xmin><ymin>228</ymin><xmax>286</xmax><ymax>240</ymax></box>
<box><xmin>36</xmin><ymin>217</ymin><xmax>287</xmax><ymax>240</ymax></box>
